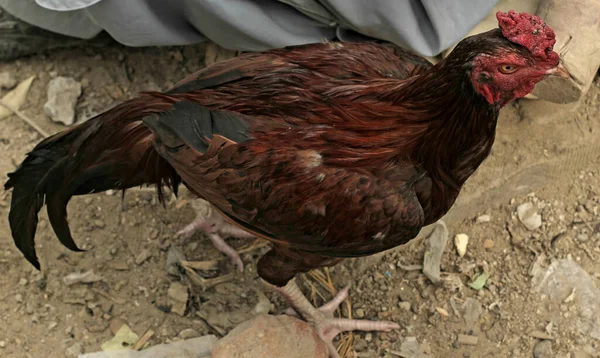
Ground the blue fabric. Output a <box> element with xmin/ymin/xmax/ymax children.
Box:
<box><xmin>1</xmin><ymin>0</ymin><xmax>499</xmax><ymax>56</ymax></box>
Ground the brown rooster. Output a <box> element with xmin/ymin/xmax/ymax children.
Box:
<box><xmin>6</xmin><ymin>10</ymin><xmax>568</xmax><ymax>357</ymax></box>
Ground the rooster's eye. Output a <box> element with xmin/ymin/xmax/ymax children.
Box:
<box><xmin>499</xmin><ymin>64</ymin><xmax>518</xmax><ymax>74</ymax></box>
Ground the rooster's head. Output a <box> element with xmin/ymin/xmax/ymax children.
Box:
<box><xmin>452</xmin><ymin>10</ymin><xmax>569</xmax><ymax>106</ymax></box>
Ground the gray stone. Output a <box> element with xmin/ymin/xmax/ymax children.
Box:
<box><xmin>44</xmin><ymin>76</ymin><xmax>82</xmax><ymax>126</ymax></box>
<box><xmin>517</xmin><ymin>203</ymin><xmax>542</xmax><ymax>231</ymax></box>
<box><xmin>422</xmin><ymin>221</ymin><xmax>449</xmax><ymax>284</ymax></box>
<box><xmin>0</xmin><ymin>71</ymin><xmax>17</xmax><ymax>89</ymax></box>
<box><xmin>533</xmin><ymin>340</ymin><xmax>553</xmax><ymax>358</ymax></box>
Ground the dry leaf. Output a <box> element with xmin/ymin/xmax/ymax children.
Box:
<box><xmin>0</xmin><ymin>75</ymin><xmax>35</xmax><ymax>120</ymax></box>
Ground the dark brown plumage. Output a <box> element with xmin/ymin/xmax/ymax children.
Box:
<box><xmin>5</xmin><ymin>11</ymin><xmax>567</xmax><ymax>357</ymax></box>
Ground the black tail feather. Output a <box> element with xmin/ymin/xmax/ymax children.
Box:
<box><xmin>5</xmin><ymin>96</ymin><xmax>179</xmax><ymax>269</ymax></box>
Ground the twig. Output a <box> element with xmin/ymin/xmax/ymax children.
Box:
<box><xmin>0</xmin><ymin>98</ymin><xmax>50</xmax><ymax>137</ymax></box>
<box><xmin>133</xmin><ymin>329</ymin><xmax>155</xmax><ymax>350</ymax></box>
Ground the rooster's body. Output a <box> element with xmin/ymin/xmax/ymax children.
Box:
<box><xmin>6</xmin><ymin>11</ymin><xmax>567</xmax><ymax>357</ymax></box>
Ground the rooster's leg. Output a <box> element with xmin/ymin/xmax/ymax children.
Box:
<box><xmin>266</xmin><ymin>279</ymin><xmax>399</xmax><ymax>358</ymax></box>
<box><xmin>175</xmin><ymin>214</ymin><xmax>253</xmax><ymax>272</ymax></box>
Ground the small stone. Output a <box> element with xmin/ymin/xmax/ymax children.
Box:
<box><xmin>178</xmin><ymin>328</ymin><xmax>200</xmax><ymax>339</ymax></box>
<box><xmin>15</xmin><ymin>294</ymin><xmax>23</xmax><ymax>303</ymax></box>
<box><xmin>0</xmin><ymin>340</ymin><xmax>5</xmax><ymax>348</ymax></box>
<box><xmin>92</xmin><ymin>219</ymin><xmax>105</xmax><ymax>229</ymax></box>
<box><xmin>108</xmin><ymin>261</ymin><xmax>129</xmax><ymax>271</ymax></box>
<box><xmin>454</xmin><ymin>233</ymin><xmax>469</xmax><ymax>257</ymax></box>
<box><xmin>63</xmin><ymin>270</ymin><xmax>104</xmax><ymax>286</ymax></box>
<box><xmin>0</xmin><ymin>71</ymin><xmax>17</xmax><ymax>89</ymax></box>
<box><xmin>135</xmin><ymin>249</ymin><xmax>153</xmax><ymax>265</ymax></box>
<box><xmin>353</xmin><ymin>338</ymin><xmax>368</xmax><ymax>351</ymax></box>
<box><xmin>355</xmin><ymin>308</ymin><xmax>365</xmax><ymax>318</ymax></box>
<box><xmin>534</xmin><ymin>340</ymin><xmax>553</xmax><ymax>358</ymax></box>
<box><xmin>422</xmin><ymin>221</ymin><xmax>449</xmax><ymax>284</ymax></box>
<box><xmin>400</xmin><ymin>337</ymin><xmax>420</xmax><ymax>357</ymax></box>
<box><xmin>44</xmin><ymin>76</ymin><xmax>82</xmax><ymax>126</ymax></box>
<box><xmin>168</xmin><ymin>283</ymin><xmax>189</xmax><ymax>303</ymax></box>
<box><xmin>65</xmin><ymin>343</ymin><xmax>83</xmax><ymax>358</ymax></box>
<box><xmin>457</xmin><ymin>334</ymin><xmax>478</xmax><ymax>346</ymax></box>
<box><xmin>398</xmin><ymin>301</ymin><xmax>411</xmax><ymax>311</ymax></box>
<box><xmin>517</xmin><ymin>202</ymin><xmax>542</xmax><ymax>231</ymax></box>
<box><xmin>212</xmin><ymin>315</ymin><xmax>327</xmax><ymax>358</ymax></box>
<box><xmin>364</xmin><ymin>333</ymin><xmax>372</xmax><ymax>342</ymax></box>
<box><xmin>47</xmin><ymin>321</ymin><xmax>58</xmax><ymax>330</ymax></box>
<box><xmin>577</xmin><ymin>234</ymin><xmax>589</xmax><ymax>242</ymax></box>
<box><xmin>19</xmin><ymin>278</ymin><xmax>28</xmax><ymax>286</ymax></box>
<box><xmin>483</xmin><ymin>239</ymin><xmax>495</xmax><ymax>249</ymax></box>
<box><xmin>476</xmin><ymin>214</ymin><xmax>491</xmax><ymax>223</ymax></box>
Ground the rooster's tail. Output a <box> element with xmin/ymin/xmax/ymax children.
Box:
<box><xmin>5</xmin><ymin>94</ymin><xmax>180</xmax><ymax>269</ymax></box>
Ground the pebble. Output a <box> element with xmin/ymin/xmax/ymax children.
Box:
<box><xmin>400</xmin><ymin>337</ymin><xmax>420</xmax><ymax>357</ymax></box>
<box><xmin>355</xmin><ymin>308</ymin><xmax>365</xmax><ymax>318</ymax></box>
<box><xmin>43</xmin><ymin>76</ymin><xmax>82</xmax><ymax>126</ymax></box>
<box><xmin>422</xmin><ymin>221</ymin><xmax>449</xmax><ymax>284</ymax></box>
<box><xmin>92</xmin><ymin>219</ymin><xmax>105</xmax><ymax>229</ymax></box>
<box><xmin>517</xmin><ymin>202</ymin><xmax>542</xmax><ymax>231</ymax></box>
<box><xmin>454</xmin><ymin>234</ymin><xmax>469</xmax><ymax>257</ymax></box>
<box><xmin>63</xmin><ymin>270</ymin><xmax>104</xmax><ymax>286</ymax></box>
<box><xmin>577</xmin><ymin>234</ymin><xmax>589</xmax><ymax>242</ymax></box>
<box><xmin>476</xmin><ymin>214</ymin><xmax>491</xmax><ymax>223</ymax></box>
<box><xmin>457</xmin><ymin>334</ymin><xmax>478</xmax><ymax>346</ymax></box>
<box><xmin>19</xmin><ymin>278</ymin><xmax>28</xmax><ymax>286</ymax></box>
<box><xmin>483</xmin><ymin>239</ymin><xmax>495</xmax><ymax>249</ymax></box>
<box><xmin>65</xmin><ymin>343</ymin><xmax>83</xmax><ymax>358</ymax></box>
<box><xmin>353</xmin><ymin>338</ymin><xmax>368</xmax><ymax>351</ymax></box>
<box><xmin>178</xmin><ymin>328</ymin><xmax>200</xmax><ymax>339</ymax></box>
<box><xmin>0</xmin><ymin>71</ymin><xmax>17</xmax><ymax>89</ymax></box>
<box><xmin>364</xmin><ymin>333</ymin><xmax>373</xmax><ymax>342</ymax></box>
<box><xmin>533</xmin><ymin>340</ymin><xmax>553</xmax><ymax>358</ymax></box>
<box><xmin>135</xmin><ymin>249</ymin><xmax>153</xmax><ymax>265</ymax></box>
<box><xmin>0</xmin><ymin>340</ymin><xmax>5</xmax><ymax>348</ymax></box>
<box><xmin>15</xmin><ymin>294</ymin><xmax>23</xmax><ymax>303</ymax></box>
<box><xmin>398</xmin><ymin>301</ymin><xmax>411</xmax><ymax>311</ymax></box>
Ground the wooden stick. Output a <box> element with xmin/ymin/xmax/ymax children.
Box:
<box><xmin>0</xmin><ymin>98</ymin><xmax>50</xmax><ymax>137</ymax></box>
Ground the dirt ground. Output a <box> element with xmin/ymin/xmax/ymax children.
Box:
<box><xmin>0</xmin><ymin>41</ymin><xmax>598</xmax><ymax>358</ymax></box>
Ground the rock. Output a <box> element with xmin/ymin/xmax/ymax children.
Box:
<box><xmin>354</xmin><ymin>338</ymin><xmax>368</xmax><ymax>351</ymax></box>
<box><xmin>44</xmin><ymin>76</ymin><xmax>82</xmax><ymax>126</ymax></box>
<box><xmin>212</xmin><ymin>315</ymin><xmax>328</xmax><ymax>358</ymax></box>
<box><xmin>534</xmin><ymin>340</ymin><xmax>553</xmax><ymax>358</ymax></box>
<box><xmin>0</xmin><ymin>340</ymin><xmax>5</xmax><ymax>348</ymax></box>
<box><xmin>476</xmin><ymin>214</ymin><xmax>491</xmax><ymax>223</ymax></box>
<box><xmin>65</xmin><ymin>342</ymin><xmax>83</xmax><ymax>358</ymax></box>
<box><xmin>533</xmin><ymin>259</ymin><xmax>600</xmax><ymax>340</ymax></box>
<box><xmin>399</xmin><ymin>301</ymin><xmax>412</xmax><ymax>311</ymax></box>
<box><xmin>454</xmin><ymin>234</ymin><xmax>469</xmax><ymax>257</ymax></box>
<box><xmin>577</xmin><ymin>234</ymin><xmax>590</xmax><ymax>243</ymax></box>
<box><xmin>400</xmin><ymin>337</ymin><xmax>420</xmax><ymax>357</ymax></box>
<box><xmin>165</xmin><ymin>246</ymin><xmax>186</xmax><ymax>276</ymax></box>
<box><xmin>135</xmin><ymin>249</ymin><xmax>153</xmax><ymax>265</ymax></box>
<box><xmin>517</xmin><ymin>203</ymin><xmax>542</xmax><ymax>231</ymax></box>
<box><xmin>168</xmin><ymin>282</ymin><xmax>189</xmax><ymax>317</ymax></box>
<box><xmin>462</xmin><ymin>298</ymin><xmax>483</xmax><ymax>331</ymax></box>
<box><xmin>0</xmin><ymin>71</ymin><xmax>17</xmax><ymax>89</ymax></box>
<box><xmin>483</xmin><ymin>239</ymin><xmax>495</xmax><ymax>249</ymax></box>
<box><xmin>422</xmin><ymin>221</ymin><xmax>449</xmax><ymax>284</ymax></box>
<box><xmin>63</xmin><ymin>270</ymin><xmax>104</xmax><ymax>286</ymax></box>
<box><xmin>457</xmin><ymin>334</ymin><xmax>479</xmax><ymax>346</ymax></box>
<box><xmin>178</xmin><ymin>328</ymin><xmax>200</xmax><ymax>339</ymax></box>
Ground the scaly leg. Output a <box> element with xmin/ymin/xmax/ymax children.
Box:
<box><xmin>266</xmin><ymin>279</ymin><xmax>399</xmax><ymax>358</ymax></box>
<box><xmin>175</xmin><ymin>210</ymin><xmax>253</xmax><ymax>271</ymax></box>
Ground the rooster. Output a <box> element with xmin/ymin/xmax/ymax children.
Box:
<box><xmin>6</xmin><ymin>11</ymin><xmax>568</xmax><ymax>357</ymax></box>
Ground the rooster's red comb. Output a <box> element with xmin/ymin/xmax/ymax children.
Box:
<box><xmin>496</xmin><ymin>10</ymin><xmax>559</xmax><ymax>66</ymax></box>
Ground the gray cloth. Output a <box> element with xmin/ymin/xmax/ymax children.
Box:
<box><xmin>1</xmin><ymin>0</ymin><xmax>498</xmax><ymax>56</ymax></box>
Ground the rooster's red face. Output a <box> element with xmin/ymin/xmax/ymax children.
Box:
<box><xmin>468</xmin><ymin>10</ymin><xmax>569</xmax><ymax>106</ymax></box>
<box><xmin>470</xmin><ymin>49</ymin><xmax>568</xmax><ymax>105</ymax></box>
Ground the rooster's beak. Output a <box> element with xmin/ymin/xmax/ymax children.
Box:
<box><xmin>546</xmin><ymin>63</ymin><xmax>570</xmax><ymax>79</ymax></box>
